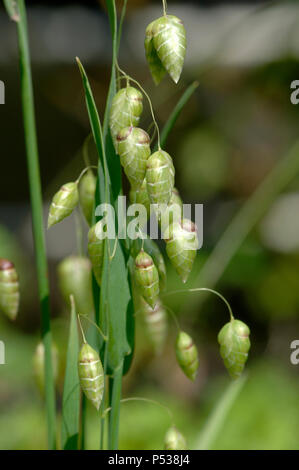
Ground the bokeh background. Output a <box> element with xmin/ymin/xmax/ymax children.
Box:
<box><xmin>1</xmin><ymin>0</ymin><xmax>299</xmax><ymax>450</ymax></box>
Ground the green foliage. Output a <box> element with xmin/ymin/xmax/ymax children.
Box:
<box><xmin>61</xmin><ymin>297</ymin><xmax>80</xmax><ymax>450</ymax></box>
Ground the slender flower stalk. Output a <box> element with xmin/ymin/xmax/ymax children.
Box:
<box><xmin>9</xmin><ymin>0</ymin><xmax>56</xmax><ymax>449</ymax></box>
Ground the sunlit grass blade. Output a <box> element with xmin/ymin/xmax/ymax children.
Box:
<box><xmin>61</xmin><ymin>296</ymin><xmax>80</xmax><ymax>450</ymax></box>
<box><xmin>156</xmin><ymin>81</ymin><xmax>199</xmax><ymax>151</ymax></box>
<box><xmin>4</xmin><ymin>0</ymin><xmax>56</xmax><ymax>449</ymax></box>
<box><xmin>196</xmin><ymin>374</ymin><xmax>247</xmax><ymax>450</ymax></box>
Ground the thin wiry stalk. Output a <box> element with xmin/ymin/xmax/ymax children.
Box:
<box><xmin>12</xmin><ymin>0</ymin><xmax>56</xmax><ymax>449</ymax></box>
<box><xmin>108</xmin><ymin>360</ymin><xmax>124</xmax><ymax>450</ymax></box>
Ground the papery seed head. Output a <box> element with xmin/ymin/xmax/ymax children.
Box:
<box><xmin>134</xmin><ymin>251</ymin><xmax>159</xmax><ymax>309</ymax></box>
<box><xmin>57</xmin><ymin>256</ymin><xmax>93</xmax><ymax>316</ymax></box>
<box><xmin>164</xmin><ymin>427</ymin><xmax>187</xmax><ymax>450</ymax></box>
<box><xmin>175</xmin><ymin>331</ymin><xmax>199</xmax><ymax>381</ymax></box>
<box><xmin>218</xmin><ymin>319</ymin><xmax>251</xmax><ymax>379</ymax></box>
<box><xmin>78</xmin><ymin>343</ymin><xmax>104</xmax><ymax>411</ymax></box>
<box><xmin>0</xmin><ymin>259</ymin><xmax>19</xmax><ymax>320</ymax></box>
<box><xmin>48</xmin><ymin>182</ymin><xmax>79</xmax><ymax>228</ymax></box>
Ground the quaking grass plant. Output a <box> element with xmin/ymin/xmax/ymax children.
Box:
<box><xmin>4</xmin><ymin>0</ymin><xmax>251</xmax><ymax>450</ymax></box>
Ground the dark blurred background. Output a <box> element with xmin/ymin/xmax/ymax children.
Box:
<box><xmin>1</xmin><ymin>0</ymin><xmax>299</xmax><ymax>450</ymax></box>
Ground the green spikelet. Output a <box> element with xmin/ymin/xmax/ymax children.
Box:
<box><xmin>78</xmin><ymin>343</ymin><xmax>104</xmax><ymax>411</ymax></box>
<box><xmin>159</xmin><ymin>187</ymin><xmax>183</xmax><ymax>229</ymax></box>
<box><xmin>87</xmin><ymin>222</ymin><xmax>105</xmax><ymax>287</ymax></box>
<box><xmin>145</xmin><ymin>20</ymin><xmax>167</xmax><ymax>85</ymax></box>
<box><xmin>175</xmin><ymin>331</ymin><xmax>199</xmax><ymax>381</ymax></box>
<box><xmin>0</xmin><ymin>259</ymin><xmax>19</xmax><ymax>320</ymax></box>
<box><xmin>33</xmin><ymin>342</ymin><xmax>59</xmax><ymax>396</ymax></box>
<box><xmin>48</xmin><ymin>182</ymin><xmax>79</xmax><ymax>228</ymax></box>
<box><xmin>109</xmin><ymin>87</ymin><xmax>143</xmax><ymax>148</ymax></box>
<box><xmin>134</xmin><ymin>250</ymin><xmax>159</xmax><ymax>309</ymax></box>
<box><xmin>165</xmin><ymin>219</ymin><xmax>198</xmax><ymax>283</ymax></box>
<box><xmin>57</xmin><ymin>256</ymin><xmax>93</xmax><ymax>316</ymax></box>
<box><xmin>218</xmin><ymin>319</ymin><xmax>250</xmax><ymax>379</ymax></box>
<box><xmin>139</xmin><ymin>296</ymin><xmax>168</xmax><ymax>355</ymax></box>
<box><xmin>164</xmin><ymin>427</ymin><xmax>187</xmax><ymax>450</ymax></box>
<box><xmin>129</xmin><ymin>179</ymin><xmax>151</xmax><ymax>219</ymax></box>
<box><xmin>132</xmin><ymin>238</ymin><xmax>167</xmax><ymax>292</ymax></box>
<box><xmin>79</xmin><ymin>170</ymin><xmax>96</xmax><ymax>226</ymax></box>
<box><xmin>117</xmin><ymin>126</ymin><xmax>151</xmax><ymax>190</ymax></box>
<box><xmin>145</xmin><ymin>15</ymin><xmax>186</xmax><ymax>84</ymax></box>
<box><xmin>146</xmin><ymin>150</ymin><xmax>175</xmax><ymax>206</ymax></box>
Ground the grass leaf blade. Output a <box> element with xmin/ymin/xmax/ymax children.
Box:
<box><xmin>196</xmin><ymin>375</ymin><xmax>247</xmax><ymax>450</ymax></box>
<box><xmin>61</xmin><ymin>296</ymin><xmax>80</xmax><ymax>450</ymax></box>
<box><xmin>157</xmin><ymin>81</ymin><xmax>199</xmax><ymax>151</ymax></box>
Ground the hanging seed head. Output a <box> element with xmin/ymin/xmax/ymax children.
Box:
<box><xmin>139</xmin><ymin>296</ymin><xmax>168</xmax><ymax>355</ymax></box>
<box><xmin>48</xmin><ymin>182</ymin><xmax>79</xmax><ymax>228</ymax></box>
<box><xmin>109</xmin><ymin>86</ymin><xmax>143</xmax><ymax>148</ymax></box>
<box><xmin>218</xmin><ymin>319</ymin><xmax>250</xmax><ymax>379</ymax></box>
<box><xmin>33</xmin><ymin>342</ymin><xmax>59</xmax><ymax>396</ymax></box>
<box><xmin>129</xmin><ymin>179</ymin><xmax>151</xmax><ymax>220</ymax></box>
<box><xmin>78</xmin><ymin>343</ymin><xmax>104</xmax><ymax>411</ymax></box>
<box><xmin>79</xmin><ymin>170</ymin><xmax>96</xmax><ymax>226</ymax></box>
<box><xmin>131</xmin><ymin>238</ymin><xmax>167</xmax><ymax>292</ymax></box>
<box><xmin>145</xmin><ymin>15</ymin><xmax>186</xmax><ymax>85</ymax></box>
<box><xmin>165</xmin><ymin>219</ymin><xmax>198</xmax><ymax>283</ymax></box>
<box><xmin>145</xmin><ymin>20</ymin><xmax>167</xmax><ymax>85</ymax></box>
<box><xmin>57</xmin><ymin>256</ymin><xmax>93</xmax><ymax>316</ymax></box>
<box><xmin>159</xmin><ymin>187</ymin><xmax>183</xmax><ymax>230</ymax></box>
<box><xmin>134</xmin><ymin>250</ymin><xmax>159</xmax><ymax>309</ymax></box>
<box><xmin>0</xmin><ymin>258</ymin><xmax>19</xmax><ymax>320</ymax></box>
<box><xmin>164</xmin><ymin>426</ymin><xmax>187</xmax><ymax>450</ymax></box>
<box><xmin>117</xmin><ymin>126</ymin><xmax>151</xmax><ymax>190</ymax></box>
<box><xmin>146</xmin><ymin>150</ymin><xmax>175</xmax><ymax>207</ymax></box>
<box><xmin>175</xmin><ymin>331</ymin><xmax>199</xmax><ymax>381</ymax></box>
<box><xmin>88</xmin><ymin>222</ymin><xmax>105</xmax><ymax>287</ymax></box>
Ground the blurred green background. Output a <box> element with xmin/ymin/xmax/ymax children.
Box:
<box><xmin>1</xmin><ymin>0</ymin><xmax>299</xmax><ymax>450</ymax></box>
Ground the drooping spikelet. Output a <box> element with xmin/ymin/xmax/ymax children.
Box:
<box><xmin>164</xmin><ymin>427</ymin><xmax>187</xmax><ymax>450</ymax></box>
<box><xmin>33</xmin><ymin>341</ymin><xmax>59</xmax><ymax>396</ymax></box>
<box><xmin>218</xmin><ymin>319</ymin><xmax>250</xmax><ymax>379</ymax></box>
<box><xmin>145</xmin><ymin>15</ymin><xmax>186</xmax><ymax>85</ymax></box>
<box><xmin>57</xmin><ymin>256</ymin><xmax>93</xmax><ymax>316</ymax></box>
<box><xmin>87</xmin><ymin>222</ymin><xmax>105</xmax><ymax>287</ymax></box>
<box><xmin>129</xmin><ymin>179</ymin><xmax>151</xmax><ymax>220</ymax></box>
<box><xmin>117</xmin><ymin>127</ymin><xmax>151</xmax><ymax>190</ymax></box>
<box><xmin>146</xmin><ymin>150</ymin><xmax>175</xmax><ymax>207</ymax></box>
<box><xmin>134</xmin><ymin>250</ymin><xmax>159</xmax><ymax>309</ymax></box>
<box><xmin>78</xmin><ymin>343</ymin><xmax>104</xmax><ymax>411</ymax></box>
<box><xmin>48</xmin><ymin>182</ymin><xmax>79</xmax><ymax>228</ymax></box>
<box><xmin>139</xmin><ymin>296</ymin><xmax>168</xmax><ymax>355</ymax></box>
<box><xmin>109</xmin><ymin>87</ymin><xmax>143</xmax><ymax>148</ymax></box>
<box><xmin>0</xmin><ymin>258</ymin><xmax>19</xmax><ymax>320</ymax></box>
<box><xmin>79</xmin><ymin>170</ymin><xmax>96</xmax><ymax>226</ymax></box>
<box><xmin>165</xmin><ymin>219</ymin><xmax>198</xmax><ymax>283</ymax></box>
<box><xmin>175</xmin><ymin>331</ymin><xmax>199</xmax><ymax>381</ymax></box>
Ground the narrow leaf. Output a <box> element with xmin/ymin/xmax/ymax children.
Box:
<box><xmin>156</xmin><ymin>81</ymin><xmax>199</xmax><ymax>151</ymax></box>
<box><xmin>195</xmin><ymin>374</ymin><xmax>247</xmax><ymax>450</ymax></box>
<box><xmin>61</xmin><ymin>296</ymin><xmax>80</xmax><ymax>450</ymax></box>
